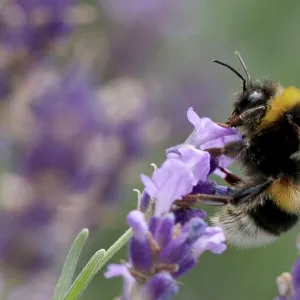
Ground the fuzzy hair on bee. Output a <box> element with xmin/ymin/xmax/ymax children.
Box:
<box><xmin>204</xmin><ymin>52</ymin><xmax>300</xmax><ymax>247</ymax></box>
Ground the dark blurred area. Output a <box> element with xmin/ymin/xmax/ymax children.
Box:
<box><xmin>0</xmin><ymin>0</ymin><xmax>299</xmax><ymax>299</ymax></box>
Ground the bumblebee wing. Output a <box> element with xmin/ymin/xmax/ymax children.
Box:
<box><xmin>232</xmin><ymin>179</ymin><xmax>273</xmax><ymax>204</ymax></box>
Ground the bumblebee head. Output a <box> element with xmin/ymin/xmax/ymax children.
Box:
<box><xmin>213</xmin><ymin>52</ymin><xmax>280</xmax><ymax>129</ymax></box>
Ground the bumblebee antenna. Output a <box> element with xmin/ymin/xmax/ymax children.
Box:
<box><xmin>234</xmin><ymin>51</ymin><xmax>251</xmax><ymax>82</ymax></box>
<box><xmin>212</xmin><ymin>59</ymin><xmax>247</xmax><ymax>91</ymax></box>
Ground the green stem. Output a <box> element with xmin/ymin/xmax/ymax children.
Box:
<box><xmin>96</xmin><ymin>227</ymin><xmax>133</xmax><ymax>273</ymax></box>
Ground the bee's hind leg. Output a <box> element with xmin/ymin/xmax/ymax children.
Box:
<box><xmin>232</xmin><ymin>179</ymin><xmax>273</xmax><ymax>204</ymax></box>
<box><xmin>179</xmin><ymin>179</ymin><xmax>273</xmax><ymax>207</ymax></box>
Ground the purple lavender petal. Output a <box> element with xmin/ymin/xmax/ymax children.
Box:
<box><xmin>149</xmin><ymin>216</ymin><xmax>160</xmax><ymax>236</ymax></box>
<box><xmin>184</xmin><ymin>217</ymin><xmax>208</xmax><ymax>243</ymax></box>
<box><xmin>193</xmin><ymin>226</ymin><xmax>227</xmax><ymax>258</ymax></box>
<box><xmin>172</xmin><ymin>256</ymin><xmax>197</xmax><ymax>279</ymax></box>
<box><xmin>127</xmin><ymin>210</ymin><xmax>152</xmax><ymax>272</ymax></box>
<box><xmin>153</xmin><ymin>214</ymin><xmax>174</xmax><ymax>248</ymax></box>
<box><xmin>139</xmin><ymin>190</ymin><xmax>151</xmax><ymax>212</ymax></box>
<box><xmin>142</xmin><ymin>159</ymin><xmax>194</xmax><ymax>217</ymax></box>
<box><xmin>151</xmin><ymin>159</ymin><xmax>194</xmax><ymax>199</ymax></box>
<box><xmin>184</xmin><ymin>107</ymin><xmax>241</xmax><ymax>148</ymax></box>
<box><xmin>165</xmin><ymin>146</ymin><xmax>182</xmax><ymax>156</ymax></box>
<box><xmin>154</xmin><ymin>159</ymin><xmax>194</xmax><ymax>216</ymax></box>
<box><xmin>127</xmin><ymin>210</ymin><xmax>148</xmax><ymax>240</ymax></box>
<box><xmin>209</xmin><ymin>156</ymin><xmax>220</xmax><ymax>174</ymax></box>
<box><xmin>191</xmin><ymin>180</ymin><xmax>234</xmax><ymax>196</ymax></box>
<box><xmin>174</xmin><ymin>208</ymin><xmax>207</xmax><ymax>225</ymax></box>
<box><xmin>157</xmin><ymin>235</ymin><xmax>190</xmax><ymax>265</ymax></box>
<box><xmin>141</xmin><ymin>174</ymin><xmax>157</xmax><ymax>197</ymax></box>
<box><xmin>167</xmin><ymin>146</ymin><xmax>210</xmax><ymax>185</ymax></box>
<box><xmin>129</xmin><ymin>237</ymin><xmax>152</xmax><ymax>273</ymax></box>
<box><xmin>191</xmin><ymin>180</ymin><xmax>215</xmax><ymax>195</ymax></box>
<box><xmin>105</xmin><ymin>264</ymin><xmax>135</xmax><ymax>300</ymax></box>
<box><xmin>292</xmin><ymin>260</ymin><xmax>300</xmax><ymax>298</ymax></box>
<box><xmin>158</xmin><ymin>217</ymin><xmax>207</xmax><ymax>264</ymax></box>
<box><xmin>213</xmin><ymin>184</ymin><xmax>235</xmax><ymax>196</ymax></box>
<box><xmin>143</xmin><ymin>271</ymin><xmax>179</xmax><ymax>300</ymax></box>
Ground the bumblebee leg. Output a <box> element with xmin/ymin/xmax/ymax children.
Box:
<box><xmin>226</xmin><ymin>105</ymin><xmax>266</xmax><ymax>127</ymax></box>
<box><xmin>205</xmin><ymin>140</ymin><xmax>245</xmax><ymax>160</ymax></box>
<box><xmin>232</xmin><ymin>179</ymin><xmax>273</xmax><ymax>204</ymax></box>
<box><xmin>180</xmin><ymin>179</ymin><xmax>273</xmax><ymax>207</ymax></box>
<box><xmin>179</xmin><ymin>194</ymin><xmax>232</xmax><ymax>206</ymax></box>
<box><xmin>217</xmin><ymin>166</ymin><xmax>244</xmax><ymax>186</ymax></box>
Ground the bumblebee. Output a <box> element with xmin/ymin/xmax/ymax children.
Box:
<box><xmin>204</xmin><ymin>52</ymin><xmax>300</xmax><ymax>247</ymax></box>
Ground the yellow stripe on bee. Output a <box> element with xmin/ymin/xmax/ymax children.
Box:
<box><xmin>270</xmin><ymin>179</ymin><xmax>300</xmax><ymax>213</ymax></box>
<box><xmin>259</xmin><ymin>86</ymin><xmax>300</xmax><ymax>129</ymax></box>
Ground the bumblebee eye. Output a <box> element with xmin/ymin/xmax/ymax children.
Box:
<box><xmin>237</xmin><ymin>91</ymin><xmax>264</xmax><ymax>113</ymax></box>
<box><xmin>248</xmin><ymin>91</ymin><xmax>263</xmax><ymax>102</ymax></box>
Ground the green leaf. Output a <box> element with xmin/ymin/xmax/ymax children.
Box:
<box><xmin>95</xmin><ymin>227</ymin><xmax>132</xmax><ymax>273</ymax></box>
<box><xmin>53</xmin><ymin>228</ymin><xmax>89</xmax><ymax>300</ymax></box>
<box><xmin>63</xmin><ymin>249</ymin><xmax>106</xmax><ymax>300</ymax></box>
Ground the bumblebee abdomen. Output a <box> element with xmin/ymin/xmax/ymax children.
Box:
<box><xmin>211</xmin><ymin>197</ymin><xmax>298</xmax><ymax>247</ymax></box>
<box><xmin>270</xmin><ymin>179</ymin><xmax>300</xmax><ymax>214</ymax></box>
<box><xmin>249</xmin><ymin>197</ymin><xmax>299</xmax><ymax>235</ymax></box>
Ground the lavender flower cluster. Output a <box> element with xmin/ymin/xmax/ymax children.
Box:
<box><xmin>105</xmin><ymin>108</ymin><xmax>242</xmax><ymax>299</ymax></box>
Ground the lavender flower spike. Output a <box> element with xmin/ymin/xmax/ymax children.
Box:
<box><xmin>106</xmin><ymin>107</ymin><xmax>233</xmax><ymax>299</ymax></box>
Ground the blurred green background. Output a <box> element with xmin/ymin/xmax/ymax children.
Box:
<box><xmin>80</xmin><ymin>0</ymin><xmax>300</xmax><ymax>299</ymax></box>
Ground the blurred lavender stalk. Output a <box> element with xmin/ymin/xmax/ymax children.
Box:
<box><xmin>96</xmin><ymin>0</ymin><xmax>226</xmax><ymax>137</ymax></box>
<box><xmin>0</xmin><ymin>0</ymin><xmax>76</xmax><ymax>99</ymax></box>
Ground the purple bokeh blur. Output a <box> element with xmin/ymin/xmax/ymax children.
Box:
<box><xmin>0</xmin><ymin>0</ymin><xmax>227</xmax><ymax>299</ymax></box>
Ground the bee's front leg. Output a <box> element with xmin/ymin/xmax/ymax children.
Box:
<box><xmin>205</xmin><ymin>140</ymin><xmax>246</xmax><ymax>159</ymax></box>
